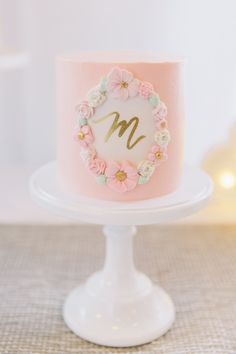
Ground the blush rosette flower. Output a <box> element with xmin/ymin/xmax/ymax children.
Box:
<box><xmin>74</xmin><ymin>125</ymin><xmax>94</xmax><ymax>148</ymax></box>
<box><xmin>76</xmin><ymin>100</ymin><xmax>94</xmax><ymax>119</ymax></box>
<box><xmin>107</xmin><ymin>67</ymin><xmax>139</xmax><ymax>100</ymax></box>
<box><xmin>148</xmin><ymin>145</ymin><xmax>168</xmax><ymax>165</ymax></box>
<box><xmin>152</xmin><ymin>102</ymin><xmax>167</xmax><ymax>122</ymax></box>
<box><xmin>105</xmin><ymin>161</ymin><xmax>138</xmax><ymax>192</ymax></box>
<box><xmin>139</xmin><ymin>81</ymin><xmax>154</xmax><ymax>99</ymax></box>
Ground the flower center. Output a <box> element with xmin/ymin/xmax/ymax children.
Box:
<box><xmin>115</xmin><ymin>170</ymin><xmax>127</xmax><ymax>182</ymax></box>
<box><xmin>120</xmin><ymin>81</ymin><xmax>128</xmax><ymax>88</ymax></box>
<box><xmin>155</xmin><ymin>152</ymin><xmax>162</xmax><ymax>159</ymax></box>
<box><xmin>78</xmin><ymin>131</ymin><xmax>85</xmax><ymax>140</ymax></box>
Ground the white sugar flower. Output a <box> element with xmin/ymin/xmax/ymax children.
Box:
<box><xmin>80</xmin><ymin>146</ymin><xmax>96</xmax><ymax>162</ymax></box>
<box><xmin>154</xmin><ymin>129</ymin><xmax>171</xmax><ymax>147</ymax></box>
<box><xmin>87</xmin><ymin>86</ymin><xmax>106</xmax><ymax>108</ymax></box>
<box><xmin>137</xmin><ymin>160</ymin><xmax>155</xmax><ymax>178</ymax></box>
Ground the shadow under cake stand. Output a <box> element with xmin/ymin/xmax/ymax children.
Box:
<box><xmin>30</xmin><ymin>161</ymin><xmax>213</xmax><ymax>348</ymax></box>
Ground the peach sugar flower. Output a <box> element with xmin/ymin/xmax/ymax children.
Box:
<box><xmin>88</xmin><ymin>157</ymin><xmax>106</xmax><ymax>176</ymax></box>
<box><xmin>107</xmin><ymin>67</ymin><xmax>139</xmax><ymax>100</ymax></box>
<box><xmin>105</xmin><ymin>161</ymin><xmax>138</xmax><ymax>192</ymax></box>
<box><xmin>74</xmin><ymin>125</ymin><xmax>94</xmax><ymax>147</ymax></box>
<box><xmin>148</xmin><ymin>145</ymin><xmax>168</xmax><ymax>165</ymax></box>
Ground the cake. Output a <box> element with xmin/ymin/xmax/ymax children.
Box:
<box><xmin>56</xmin><ymin>52</ymin><xmax>185</xmax><ymax>201</ymax></box>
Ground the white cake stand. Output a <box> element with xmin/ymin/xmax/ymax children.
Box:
<box><xmin>30</xmin><ymin>161</ymin><xmax>213</xmax><ymax>347</ymax></box>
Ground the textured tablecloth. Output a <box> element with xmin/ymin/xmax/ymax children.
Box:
<box><xmin>0</xmin><ymin>224</ymin><xmax>235</xmax><ymax>354</ymax></box>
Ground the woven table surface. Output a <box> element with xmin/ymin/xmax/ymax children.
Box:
<box><xmin>0</xmin><ymin>224</ymin><xmax>235</xmax><ymax>354</ymax></box>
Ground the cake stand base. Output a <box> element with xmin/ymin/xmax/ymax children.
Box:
<box><xmin>64</xmin><ymin>282</ymin><xmax>174</xmax><ymax>347</ymax></box>
<box><xmin>64</xmin><ymin>225</ymin><xmax>174</xmax><ymax>347</ymax></box>
<box><xmin>30</xmin><ymin>162</ymin><xmax>213</xmax><ymax>347</ymax></box>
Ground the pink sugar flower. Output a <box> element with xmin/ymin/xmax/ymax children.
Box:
<box><xmin>148</xmin><ymin>145</ymin><xmax>168</xmax><ymax>165</ymax></box>
<box><xmin>74</xmin><ymin>125</ymin><xmax>94</xmax><ymax>148</ymax></box>
<box><xmin>107</xmin><ymin>67</ymin><xmax>139</xmax><ymax>100</ymax></box>
<box><xmin>152</xmin><ymin>102</ymin><xmax>167</xmax><ymax>122</ymax></box>
<box><xmin>76</xmin><ymin>100</ymin><xmax>94</xmax><ymax>119</ymax></box>
<box><xmin>88</xmin><ymin>157</ymin><xmax>106</xmax><ymax>176</ymax></box>
<box><xmin>105</xmin><ymin>161</ymin><xmax>138</xmax><ymax>193</ymax></box>
<box><xmin>156</xmin><ymin>119</ymin><xmax>168</xmax><ymax>130</ymax></box>
<box><xmin>139</xmin><ymin>81</ymin><xmax>154</xmax><ymax>99</ymax></box>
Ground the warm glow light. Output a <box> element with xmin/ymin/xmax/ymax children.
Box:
<box><xmin>218</xmin><ymin>171</ymin><xmax>236</xmax><ymax>189</ymax></box>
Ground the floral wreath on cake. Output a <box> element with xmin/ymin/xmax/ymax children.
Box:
<box><xmin>73</xmin><ymin>66</ymin><xmax>171</xmax><ymax>193</ymax></box>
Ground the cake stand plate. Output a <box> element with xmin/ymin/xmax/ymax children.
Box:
<box><xmin>30</xmin><ymin>162</ymin><xmax>213</xmax><ymax>347</ymax></box>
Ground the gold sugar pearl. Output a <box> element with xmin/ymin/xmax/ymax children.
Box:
<box><xmin>160</xmin><ymin>121</ymin><xmax>166</xmax><ymax>128</ymax></box>
<box><xmin>120</xmin><ymin>81</ymin><xmax>128</xmax><ymax>88</ymax></box>
<box><xmin>115</xmin><ymin>170</ymin><xmax>127</xmax><ymax>182</ymax></box>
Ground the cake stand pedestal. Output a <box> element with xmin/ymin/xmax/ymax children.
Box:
<box><xmin>30</xmin><ymin>162</ymin><xmax>212</xmax><ymax>347</ymax></box>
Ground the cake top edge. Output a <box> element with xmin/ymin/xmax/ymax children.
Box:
<box><xmin>56</xmin><ymin>51</ymin><xmax>186</xmax><ymax>64</ymax></box>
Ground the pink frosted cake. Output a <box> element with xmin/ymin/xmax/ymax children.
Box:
<box><xmin>56</xmin><ymin>52</ymin><xmax>185</xmax><ymax>201</ymax></box>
